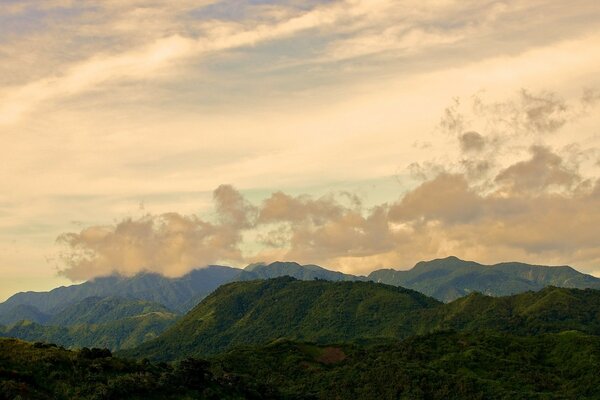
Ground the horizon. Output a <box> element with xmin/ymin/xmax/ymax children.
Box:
<box><xmin>1</xmin><ymin>1</ymin><xmax>600</xmax><ymax>301</ymax></box>
<box><xmin>0</xmin><ymin>255</ymin><xmax>592</xmax><ymax>302</ymax></box>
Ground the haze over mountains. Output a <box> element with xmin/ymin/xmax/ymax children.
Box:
<box><xmin>123</xmin><ymin>278</ymin><xmax>600</xmax><ymax>360</ymax></box>
<box><xmin>1</xmin><ymin>256</ymin><xmax>599</xmax><ymax>353</ymax></box>
<box><xmin>2</xmin><ymin>258</ymin><xmax>600</xmax><ymax>398</ymax></box>
<box><xmin>2</xmin><ymin>256</ymin><xmax>599</xmax><ymax>325</ymax></box>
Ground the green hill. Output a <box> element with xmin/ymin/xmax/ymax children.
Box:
<box><xmin>124</xmin><ymin>278</ymin><xmax>600</xmax><ymax>361</ymax></box>
<box><xmin>49</xmin><ymin>296</ymin><xmax>173</xmax><ymax>326</ymax></box>
<box><xmin>238</xmin><ymin>261</ymin><xmax>366</xmax><ymax>282</ymax></box>
<box><xmin>0</xmin><ymin>310</ymin><xmax>179</xmax><ymax>351</ymax></box>
<box><xmin>216</xmin><ymin>330</ymin><xmax>600</xmax><ymax>399</ymax></box>
<box><xmin>0</xmin><ymin>296</ymin><xmax>181</xmax><ymax>351</ymax></box>
<box><xmin>0</xmin><ymin>265</ymin><xmax>240</xmax><ymax>315</ymax></box>
<box><xmin>369</xmin><ymin>256</ymin><xmax>600</xmax><ymax>301</ymax></box>
<box><xmin>123</xmin><ymin>277</ymin><xmax>440</xmax><ymax>360</ymax></box>
<box><xmin>4</xmin><ymin>331</ymin><xmax>599</xmax><ymax>400</ymax></box>
<box><xmin>427</xmin><ymin>286</ymin><xmax>600</xmax><ymax>335</ymax></box>
<box><xmin>0</xmin><ymin>304</ymin><xmax>50</xmax><ymax>326</ymax></box>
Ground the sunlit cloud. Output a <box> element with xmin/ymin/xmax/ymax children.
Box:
<box><xmin>1</xmin><ymin>0</ymin><xmax>600</xmax><ymax>298</ymax></box>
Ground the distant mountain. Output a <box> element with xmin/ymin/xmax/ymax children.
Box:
<box><xmin>123</xmin><ymin>278</ymin><xmax>600</xmax><ymax>361</ymax></box>
<box><xmin>0</xmin><ymin>265</ymin><xmax>241</xmax><ymax>315</ymax></box>
<box><xmin>0</xmin><ymin>304</ymin><xmax>50</xmax><ymax>326</ymax></box>
<box><xmin>48</xmin><ymin>296</ymin><xmax>174</xmax><ymax>326</ymax></box>
<box><xmin>237</xmin><ymin>261</ymin><xmax>366</xmax><ymax>282</ymax></box>
<box><xmin>0</xmin><ymin>296</ymin><xmax>180</xmax><ymax>350</ymax></box>
<box><xmin>369</xmin><ymin>256</ymin><xmax>600</xmax><ymax>301</ymax></box>
<box><xmin>3</xmin><ymin>256</ymin><xmax>599</xmax><ymax>333</ymax></box>
<box><xmin>123</xmin><ymin>277</ymin><xmax>440</xmax><ymax>360</ymax></box>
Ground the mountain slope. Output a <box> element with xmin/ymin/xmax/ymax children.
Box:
<box><xmin>237</xmin><ymin>261</ymin><xmax>366</xmax><ymax>282</ymax></box>
<box><xmin>0</xmin><ymin>304</ymin><xmax>50</xmax><ymax>326</ymax></box>
<box><xmin>49</xmin><ymin>296</ymin><xmax>173</xmax><ymax>326</ymax></box>
<box><xmin>123</xmin><ymin>277</ymin><xmax>440</xmax><ymax>360</ymax></box>
<box><xmin>216</xmin><ymin>331</ymin><xmax>600</xmax><ymax>400</ymax></box>
<box><xmin>124</xmin><ymin>278</ymin><xmax>600</xmax><ymax>361</ymax></box>
<box><xmin>369</xmin><ymin>256</ymin><xmax>600</xmax><ymax>301</ymax></box>
<box><xmin>0</xmin><ymin>310</ymin><xmax>179</xmax><ymax>351</ymax></box>
<box><xmin>0</xmin><ymin>265</ymin><xmax>241</xmax><ymax>315</ymax></box>
<box><xmin>0</xmin><ymin>338</ymin><xmax>274</xmax><ymax>399</ymax></box>
<box><xmin>0</xmin><ymin>296</ymin><xmax>181</xmax><ymax>350</ymax></box>
<box><xmin>428</xmin><ymin>286</ymin><xmax>600</xmax><ymax>335</ymax></box>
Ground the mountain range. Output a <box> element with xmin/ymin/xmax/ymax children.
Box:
<box><xmin>2</xmin><ymin>256</ymin><xmax>600</xmax><ymax>352</ymax></box>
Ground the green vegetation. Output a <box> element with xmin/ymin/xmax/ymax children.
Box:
<box><xmin>0</xmin><ymin>338</ymin><xmax>275</xmax><ymax>399</ymax></box>
<box><xmin>0</xmin><ymin>297</ymin><xmax>180</xmax><ymax>351</ymax></box>
<box><xmin>3</xmin><ymin>331</ymin><xmax>600</xmax><ymax>399</ymax></box>
<box><xmin>4</xmin><ymin>278</ymin><xmax>600</xmax><ymax>398</ymax></box>
<box><xmin>123</xmin><ymin>277</ymin><xmax>600</xmax><ymax>361</ymax></box>
<box><xmin>238</xmin><ymin>262</ymin><xmax>365</xmax><ymax>282</ymax></box>
<box><xmin>369</xmin><ymin>256</ymin><xmax>600</xmax><ymax>301</ymax></box>
<box><xmin>0</xmin><ymin>311</ymin><xmax>178</xmax><ymax>351</ymax></box>
<box><xmin>0</xmin><ymin>265</ymin><xmax>241</xmax><ymax>315</ymax></box>
<box><xmin>49</xmin><ymin>296</ymin><xmax>174</xmax><ymax>326</ymax></box>
<box><xmin>216</xmin><ymin>330</ymin><xmax>600</xmax><ymax>399</ymax></box>
<box><xmin>121</xmin><ymin>277</ymin><xmax>440</xmax><ymax>360</ymax></box>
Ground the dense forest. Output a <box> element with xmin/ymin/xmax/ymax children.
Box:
<box><xmin>2</xmin><ymin>330</ymin><xmax>600</xmax><ymax>399</ymax></box>
<box><xmin>3</xmin><ymin>276</ymin><xmax>600</xmax><ymax>398</ymax></box>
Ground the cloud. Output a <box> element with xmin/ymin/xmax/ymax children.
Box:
<box><xmin>495</xmin><ymin>145</ymin><xmax>582</xmax><ymax>195</ymax></box>
<box><xmin>54</xmin><ymin>86</ymin><xmax>600</xmax><ymax>279</ymax></box>
<box><xmin>459</xmin><ymin>131</ymin><xmax>486</xmax><ymax>153</ymax></box>
<box><xmin>57</xmin><ymin>185</ymin><xmax>250</xmax><ymax>280</ymax></box>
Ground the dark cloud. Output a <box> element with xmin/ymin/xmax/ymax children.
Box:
<box><xmin>459</xmin><ymin>131</ymin><xmax>485</xmax><ymax>152</ymax></box>
<box><xmin>495</xmin><ymin>146</ymin><xmax>581</xmax><ymax>195</ymax></box>
<box><xmin>518</xmin><ymin>90</ymin><xmax>568</xmax><ymax>134</ymax></box>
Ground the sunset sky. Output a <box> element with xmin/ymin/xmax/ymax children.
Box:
<box><xmin>1</xmin><ymin>0</ymin><xmax>600</xmax><ymax>301</ymax></box>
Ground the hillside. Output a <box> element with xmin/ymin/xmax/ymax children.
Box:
<box><xmin>123</xmin><ymin>277</ymin><xmax>440</xmax><ymax>360</ymax></box>
<box><xmin>0</xmin><ymin>265</ymin><xmax>241</xmax><ymax>315</ymax></box>
<box><xmin>3</xmin><ymin>257</ymin><xmax>598</xmax><ymax>327</ymax></box>
<box><xmin>124</xmin><ymin>278</ymin><xmax>600</xmax><ymax>361</ymax></box>
<box><xmin>48</xmin><ymin>296</ymin><xmax>173</xmax><ymax>326</ymax></box>
<box><xmin>4</xmin><ymin>331</ymin><xmax>600</xmax><ymax>399</ymax></box>
<box><xmin>0</xmin><ymin>304</ymin><xmax>50</xmax><ymax>326</ymax></box>
<box><xmin>369</xmin><ymin>256</ymin><xmax>600</xmax><ymax>301</ymax></box>
<box><xmin>0</xmin><ymin>311</ymin><xmax>178</xmax><ymax>351</ymax></box>
<box><xmin>428</xmin><ymin>286</ymin><xmax>600</xmax><ymax>335</ymax></box>
<box><xmin>216</xmin><ymin>331</ymin><xmax>600</xmax><ymax>399</ymax></box>
<box><xmin>0</xmin><ymin>296</ymin><xmax>181</xmax><ymax>350</ymax></box>
<box><xmin>0</xmin><ymin>338</ymin><xmax>274</xmax><ymax>399</ymax></box>
<box><xmin>237</xmin><ymin>261</ymin><xmax>366</xmax><ymax>282</ymax></box>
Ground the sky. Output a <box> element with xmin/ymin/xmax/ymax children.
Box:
<box><xmin>1</xmin><ymin>0</ymin><xmax>600</xmax><ymax>301</ymax></box>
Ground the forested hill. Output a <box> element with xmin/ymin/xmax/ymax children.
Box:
<box><xmin>122</xmin><ymin>278</ymin><xmax>440</xmax><ymax>360</ymax></box>
<box><xmin>123</xmin><ymin>277</ymin><xmax>600</xmax><ymax>361</ymax></box>
<box><xmin>369</xmin><ymin>256</ymin><xmax>600</xmax><ymax>301</ymax></box>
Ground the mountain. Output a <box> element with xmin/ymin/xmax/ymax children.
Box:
<box><xmin>0</xmin><ymin>296</ymin><xmax>180</xmax><ymax>350</ymax></box>
<box><xmin>0</xmin><ymin>311</ymin><xmax>179</xmax><ymax>351</ymax></box>
<box><xmin>48</xmin><ymin>296</ymin><xmax>173</xmax><ymax>326</ymax></box>
<box><xmin>237</xmin><ymin>261</ymin><xmax>366</xmax><ymax>282</ymax></box>
<box><xmin>428</xmin><ymin>286</ymin><xmax>600</xmax><ymax>335</ymax></box>
<box><xmin>123</xmin><ymin>278</ymin><xmax>600</xmax><ymax>361</ymax></box>
<box><xmin>0</xmin><ymin>304</ymin><xmax>50</xmax><ymax>326</ymax></box>
<box><xmin>0</xmin><ymin>265</ymin><xmax>241</xmax><ymax>315</ymax></box>
<box><xmin>122</xmin><ymin>277</ymin><xmax>440</xmax><ymax>360</ymax></box>
<box><xmin>369</xmin><ymin>256</ymin><xmax>600</xmax><ymax>301</ymax></box>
